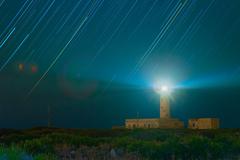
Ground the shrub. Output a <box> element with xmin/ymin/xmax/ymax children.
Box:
<box><xmin>33</xmin><ymin>153</ymin><xmax>57</xmax><ymax>160</ymax></box>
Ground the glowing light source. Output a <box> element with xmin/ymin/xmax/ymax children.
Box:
<box><xmin>154</xmin><ymin>82</ymin><xmax>172</xmax><ymax>95</ymax></box>
<box><xmin>161</xmin><ymin>85</ymin><xmax>169</xmax><ymax>92</ymax></box>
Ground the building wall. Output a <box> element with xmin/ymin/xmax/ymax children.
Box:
<box><xmin>125</xmin><ymin>118</ymin><xmax>184</xmax><ymax>129</ymax></box>
<box><xmin>188</xmin><ymin>118</ymin><xmax>220</xmax><ymax>129</ymax></box>
<box><xmin>125</xmin><ymin>119</ymin><xmax>159</xmax><ymax>129</ymax></box>
<box><xmin>158</xmin><ymin>118</ymin><xmax>184</xmax><ymax>129</ymax></box>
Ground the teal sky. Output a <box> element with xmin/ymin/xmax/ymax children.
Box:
<box><xmin>0</xmin><ymin>0</ymin><xmax>240</xmax><ymax>128</ymax></box>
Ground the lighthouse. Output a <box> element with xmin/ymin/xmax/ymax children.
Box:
<box><xmin>125</xmin><ymin>84</ymin><xmax>184</xmax><ymax>129</ymax></box>
<box><xmin>160</xmin><ymin>95</ymin><xmax>170</xmax><ymax>118</ymax></box>
<box><xmin>123</xmin><ymin>83</ymin><xmax>219</xmax><ymax>130</ymax></box>
<box><xmin>159</xmin><ymin>85</ymin><xmax>171</xmax><ymax>118</ymax></box>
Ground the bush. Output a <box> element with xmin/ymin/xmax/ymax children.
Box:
<box><xmin>0</xmin><ymin>145</ymin><xmax>24</xmax><ymax>160</ymax></box>
<box><xmin>182</xmin><ymin>135</ymin><xmax>210</xmax><ymax>159</ymax></box>
<box><xmin>33</xmin><ymin>153</ymin><xmax>57</xmax><ymax>160</ymax></box>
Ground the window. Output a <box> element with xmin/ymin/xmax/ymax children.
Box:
<box><xmin>133</xmin><ymin>124</ymin><xmax>136</xmax><ymax>128</ymax></box>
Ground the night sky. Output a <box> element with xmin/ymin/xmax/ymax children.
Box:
<box><xmin>0</xmin><ymin>0</ymin><xmax>240</xmax><ymax>128</ymax></box>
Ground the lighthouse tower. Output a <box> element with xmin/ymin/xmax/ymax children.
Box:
<box><xmin>125</xmin><ymin>84</ymin><xmax>184</xmax><ymax>129</ymax></box>
<box><xmin>160</xmin><ymin>95</ymin><xmax>170</xmax><ymax>118</ymax></box>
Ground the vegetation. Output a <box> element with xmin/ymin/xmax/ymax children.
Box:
<box><xmin>0</xmin><ymin>145</ymin><xmax>56</xmax><ymax>160</ymax></box>
<box><xmin>0</xmin><ymin>128</ymin><xmax>239</xmax><ymax>159</ymax></box>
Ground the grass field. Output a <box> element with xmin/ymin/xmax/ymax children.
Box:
<box><xmin>0</xmin><ymin>128</ymin><xmax>240</xmax><ymax>159</ymax></box>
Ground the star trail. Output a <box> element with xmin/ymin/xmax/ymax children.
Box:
<box><xmin>0</xmin><ymin>0</ymin><xmax>240</xmax><ymax>128</ymax></box>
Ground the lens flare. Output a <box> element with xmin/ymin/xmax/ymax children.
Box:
<box><xmin>18</xmin><ymin>63</ymin><xmax>24</xmax><ymax>71</ymax></box>
<box><xmin>30</xmin><ymin>65</ymin><xmax>38</xmax><ymax>73</ymax></box>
